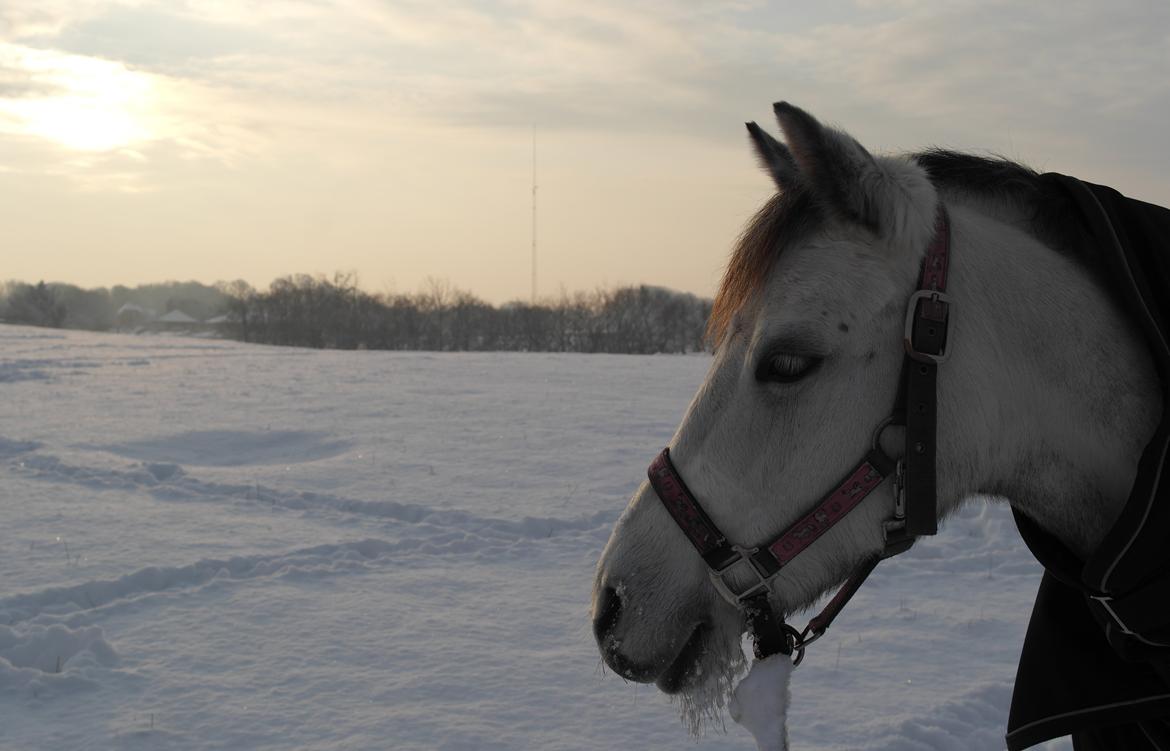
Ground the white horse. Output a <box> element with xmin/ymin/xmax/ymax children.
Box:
<box><xmin>591</xmin><ymin>103</ymin><xmax>1168</xmax><ymax>747</ymax></box>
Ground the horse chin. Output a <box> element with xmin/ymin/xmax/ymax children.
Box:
<box><xmin>653</xmin><ymin>624</ymin><xmax>708</xmax><ymax>694</ymax></box>
<box><xmin>667</xmin><ymin>623</ymin><xmax>749</xmax><ymax>737</ymax></box>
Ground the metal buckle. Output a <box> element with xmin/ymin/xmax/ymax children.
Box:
<box><xmin>708</xmin><ymin>546</ymin><xmax>775</xmax><ymax>607</ymax></box>
<box><xmin>891</xmin><ymin>459</ymin><xmax>906</xmax><ymax>521</ymax></box>
<box><xmin>903</xmin><ymin>289</ymin><xmax>953</xmax><ymax>364</ymax></box>
<box><xmin>881</xmin><ymin>461</ymin><xmax>916</xmax><ymax>556</ymax></box>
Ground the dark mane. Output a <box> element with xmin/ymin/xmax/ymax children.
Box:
<box><xmin>913</xmin><ymin>149</ymin><xmax>1095</xmax><ymax>261</ymax></box>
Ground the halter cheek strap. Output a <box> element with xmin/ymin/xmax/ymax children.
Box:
<box><xmin>646</xmin><ymin>206</ymin><xmax>952</xmax><ymax>662</ymax></box>
<box><xmin>902</xmin><ymin>204</ymin><xmax>953</xmax><ymax>536</ymax></box>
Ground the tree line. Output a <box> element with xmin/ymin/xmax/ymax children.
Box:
<box><xmin>227</xmin><ymin>274</ymin><xmax>711</xmax><ymax>353</ymax></box>
<box><xmin>1</xmin><ymin>275</ymin><xmax>713</xmax><ymax>354</ymax></box>
<box><xmin>0</xmin><ymin>279</ymin><xmax>233</xmax><ymax>330</ymax></box>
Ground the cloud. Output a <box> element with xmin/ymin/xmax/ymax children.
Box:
<box><xmin>778</xmin><ymin>0</ymin><xmax>1170</xmax><ymax>119</ymax></box>
<box><xmin>2</xmin><ymin>0</ymin><xmax>1168</xmax><ymax>194</ymax></box>
<box><xmin>752</xmin><ymin>0</ymin><xmax>1170</xmax><ymax>185</ymax></box>
<box><xmin>0</xmin><ymin>61</ymin><xmax>63</xmax><ymax>98</ymax></box>
<box><xmin>0</xmin><ymin>1</ymin><xmax>136</xmax><ymax>40</ymax></box>
<box><xmin>5</xmin><ymin>0</ymin><xmax>1168</xmax><ymax>130</ymax></box>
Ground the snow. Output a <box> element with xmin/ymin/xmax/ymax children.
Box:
<box><xmin>0</xmin><ymin>324</ymin><xmax>1073</xmax><ymax>750</ymax></box>
<box><xmin>730</xmin><ymin>654</ymin><xmax>794</xmax><ymax>751</ymax></box>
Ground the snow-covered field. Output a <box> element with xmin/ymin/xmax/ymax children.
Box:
<box><xmin>0</xmin><ymin>325</ymin><xmax>1070</xmax><ymax>750</ymax></box>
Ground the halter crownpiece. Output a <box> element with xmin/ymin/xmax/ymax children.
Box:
<box><xmin>646</xmin><ymin>205</ymin><xmax>952</xmax><ymax>662</ymax></box>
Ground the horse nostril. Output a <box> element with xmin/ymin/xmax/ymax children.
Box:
<box><xmin>593</xmin><ymin>584</ymin><xmax>622</xmax><ymax>644</ymax></box>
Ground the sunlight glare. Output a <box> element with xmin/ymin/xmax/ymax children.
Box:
<box><xmin>0</xmin><ymin>45</ymin><xmax>155</xmax><ymax>152</ymax></box>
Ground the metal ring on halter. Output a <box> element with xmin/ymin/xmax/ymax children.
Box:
<box><xmin>870</xmin><ymin>414</ymin><xmax>901</xmax><ymax>451</ymax></box>
<box><xmin>783</xmin><ymin>623</ymin><xmax>808</xmax><ymax>666</ymax></box>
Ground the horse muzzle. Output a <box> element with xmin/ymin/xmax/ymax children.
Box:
<box><xmin>592</xmin><ymin>580</ymin><xmax>710</xmax><ymax>693</ymax></box>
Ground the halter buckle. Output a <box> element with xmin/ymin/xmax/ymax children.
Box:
<box><xmin>708</xmin><ymin>545</ymin><xmax>776</xmax><ymax>607</ymax></box>
<box><xmin>904</xmin><ymin>289</ymin><xmax>953</xmax><ymax>364</ymax></box>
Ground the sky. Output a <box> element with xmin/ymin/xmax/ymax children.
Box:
<box><xmin>1</xmin><ymin>1</ymin><xmax>1167</xmax><ymax>303</ymax></box>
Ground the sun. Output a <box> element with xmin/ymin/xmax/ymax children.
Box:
<box><xmin>0</xmin><ymin>45</ymin><xmax>155</xmax><ymax>152</ymax></box>
<box><xmin>14</xmin><ymin>97</ymin><xmax>149</xmax><ymax>152</ymax></box>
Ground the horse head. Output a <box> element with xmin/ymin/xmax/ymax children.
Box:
<box><xmin>585</xmin><ymin>106</ymin><xmax>1043</xmax><ymax>720</ymax></box>
<box><xmin>591</xmin><ymin>103</ymin><xmax>955</xmax><ymax>699</ymax></box>
<box><xmin>592</xmin><ymin>100</ymin><xmax>1166</xmax><ymax>743</ymax></box>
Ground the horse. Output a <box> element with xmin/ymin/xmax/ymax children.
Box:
<box><xmin>591</xmin><ymin>102</ymin><xmax>1170</xmax><ymax>749</ymax></box>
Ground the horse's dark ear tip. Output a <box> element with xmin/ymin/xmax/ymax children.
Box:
<box><xmin>745</xmin><ymin>121</ymin><xmax>759</xmax><ymax>133</ymax></box>
<box><xmin>773</xmin><ymin>101</ymin><xmax>793</xmax><ymax>114</ymax></box>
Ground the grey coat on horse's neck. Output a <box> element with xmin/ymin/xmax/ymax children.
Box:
<box><xmin>936</xmin><ymin>189</ymin><xmax>1160</xmax><ymax>559</ymax></box>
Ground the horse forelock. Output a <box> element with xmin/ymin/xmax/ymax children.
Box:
<box><xmin>706</xmin><ymin>187</ymin><xmax>822</xmax><ymax>347</ymax></box>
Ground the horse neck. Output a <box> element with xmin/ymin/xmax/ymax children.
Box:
<box><xmin>945</xmin><ymin>200</ymin><xmax>1162</xmax><ymax>559</ymax></box>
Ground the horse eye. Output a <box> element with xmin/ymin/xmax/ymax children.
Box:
<box><xmin>756</xmin><ymin>352</ymin><xmax>821</xmax><ymax>383</ymax></box>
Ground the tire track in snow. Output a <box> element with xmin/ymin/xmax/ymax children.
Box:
<box><xmin>0</xmin><ymin>533</ymin><xmax>550</xmax><ymax>629</ymax></box>
<box><xmin>4</xmin><ymin>446</ymin><xmax>618</xmax><ymax>541</ymax></box>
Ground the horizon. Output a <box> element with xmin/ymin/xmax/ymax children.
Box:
<box><xmin>2</xmin><ymin>1</ymin><xmax>1168</xmax><ymax>304</ymax></box>
<box><xmin>2</xmin><ymin>272</ymin><xmax>714</xmax><ymax>306</ymax></box>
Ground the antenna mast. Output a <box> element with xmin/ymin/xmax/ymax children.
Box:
<box><xmin>531</xmin><ymin>125</ymin><xmax>537</xmax><ymax>304</ymax></box>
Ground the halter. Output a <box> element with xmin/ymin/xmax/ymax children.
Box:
<box><xmin>647</xmin><ymin>206</ymin><xmax>952</xmax><ymax>664</ymax></box>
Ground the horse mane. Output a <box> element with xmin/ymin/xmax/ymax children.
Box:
<box><xmin>913</xmin><ymin>149</ymin><xmax>1094</xmax><ymax>261</ymax></box>
<box><xmin>706</xmin><ymin>150</ymin><xmax>1094</xmax><ymax>347</ymax></box>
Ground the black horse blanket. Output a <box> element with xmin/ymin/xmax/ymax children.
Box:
<box><xmin>1005</xmin><ymin>175</ymin><xmax>1170</xmax><ymax>750</ymax></box>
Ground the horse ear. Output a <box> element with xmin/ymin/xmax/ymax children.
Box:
<box><xmin>746</xmin><ymin>121</ymin><xmax>799</xmax><ymax>190</ymax></box>
<box><xmin>772</xmin><ymin>101</ymin><xmax>882</xmax><ymax>230</ymax></box>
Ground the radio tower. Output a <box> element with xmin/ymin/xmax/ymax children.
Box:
<box><xmin>530</xmin><ymin>125</ymin><xmax>537</xmax><ymax>304</ymax></box>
